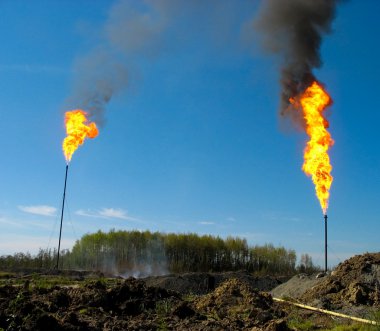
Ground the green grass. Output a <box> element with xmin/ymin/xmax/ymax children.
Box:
<box><xmin>321</xmin><ymin>324</ymin><xmax>380</xmax><ymax>331</ymax></box>
<box><xmin>0</xmin><ymin>271</ymin><xmax>16</xmax><ymax>277</ymax></box>
<box><xmin>155</xmin><ymin>300</ymin><xmax>171</xmax><ymax>316</ymax></box>
<box><xmin>183</xmin><ymin>293</ymin><xmax>198</xmax><ymax>302</ymax></box>
<box><xmin>288</xmin><ymin>316</ymin><xmax>316</xmax><ymax>330</ymax></box>
<box><xmin>287</xmin><ymin>311</ymin><xmax>380</xmax><ymax>331</ymax></box>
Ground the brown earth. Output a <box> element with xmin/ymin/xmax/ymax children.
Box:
<box><xmin>271</xmin><ymin>252</ymin><xmax>380</xmax><ymax>318</ymax></box>
<box><xmin>2</xmin><ymin>253</ymin><xmax>380</xmax><ymax>330</ymax></box>
<box><xmin>0</xmin><ymin>276</ymin><xmax>288</xmax><ymax>331</ymax></box>
<box><xmin>300</xmin><ymin>253</ymin><xmax>380</xmax><ymax>310</ymax></box>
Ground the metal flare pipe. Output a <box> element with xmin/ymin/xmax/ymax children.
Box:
<box><xmin>56</xmin><ymin>164</ymin><xmax>69</xmax><ymax>269</ymax></box>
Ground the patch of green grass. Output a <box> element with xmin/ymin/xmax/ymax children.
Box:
<box><xmin>157</xmin><ymin>319</ymin><xmax>169</xmax><ymax>331</ymax></box>
<box><xmin>286</xmin><ymin>312</ymin><xmax>379</xmax><ymax>331</ymax></box>
<box><xmin>321</xmin><ymin>324</ymin><xmax>370</xmax><ymax>331</ymax></box>
<box><xmin>155</xmin><ymin>300</ymin><xmax>172</xmax><ymax>331</ymax></box>
<box><xmin>9</xmin><ymin>291</ymin><xmax>25</xmax><ymax>310</ymax></box>
<box><xmin>32</xmin><ymin>274</ymin><xmax>52</xmax><ymax>289</ymax></box>
<box><xmin>323</xmin><ymin>309</ymin><xmax>380</xmax><ymax>331</ymax></box>
<box><xmin>183</xmin><ymin>293</ymin><xmax>198</xmax><ymax>302</ymax></box>
<box><xmin>78</xmin><ymin>308</ymin><xmax>88</xmax><ymax>315</ymax></box>
<box><xmin>0</xmin><ymin>273</ymin><xmax>120</xmax><ymax>291</ymax></box>
<box><xmin>155</xmin><ymin>300</ymin><xmax>171</xmax><ymax>317</ymax></box>
<box><xmin>288</xmin><ymin>316</ymin><xmax>316</xmax><ymax>330</ymax></box>
<box><xmin>366</xmin><ymin>310</ymin><xmax>380</xmax><ymax>330</ymax></box>
<box><xmin>0</xmin><ymin>271</ymin><xmax>16</xmax><ymax>278</ymax></box>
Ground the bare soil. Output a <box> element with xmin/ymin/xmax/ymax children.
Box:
<box><xmin>300</xmin><ymin>253</ymin><xmax>380</xmax><ymax>317</ymax></box>
<box><xmin>0</xmin><ymin>274</ymin><xmax>287</xmax><ymax>331</ymax></box>
<box><xmin>271</xmin><ymin>253</ymin><xmax>380</xmax><ymax>318</ymax></box>
<box><xmin>1</xmin><ymin>253</ymin><xmax>380</xmax><ymax>330</ymax></box>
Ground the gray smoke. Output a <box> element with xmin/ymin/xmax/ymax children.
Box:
<box><xmin>65</xmin><ymin>0</ymin><xmax>239</xmax><ymax>126</ymax></box>
<box><xmin>254</xmin><ymin>0</ymin><xmax>342</xmax><ymax>126</ymax></box>
<box><xmin>67</xmin><ymin>50</ymin><xmax>128</xmax><ymax>126</ymax></box>
<box><xmin>65</xmin><ymin>0</ymin><xmax>174</xmax><ymax>126</ymax></box>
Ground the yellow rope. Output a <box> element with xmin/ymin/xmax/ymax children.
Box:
<box><xmin>273</xmin><ymin>297</ymin><xmax>379</xmax><ymax>326</ymax></box>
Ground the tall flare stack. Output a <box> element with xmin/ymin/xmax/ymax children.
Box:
<box><xmin>55</xmin><ymin>110</ymin><xmax>98</xmax><ymax>269</ymax></box>
<box><xmin>254</xmin><ymin>0</ymin><xmax>344</xmax><ymax>269</ymax></box>
<box><xmin>324</xmin><ymin>214</ymin><xmax>328</xmax><ymax>272</ymax></box>
<box><xmin>56</xmin><ymin>164</ymin><xmax>68</xmax><ymax>269</ymax></box>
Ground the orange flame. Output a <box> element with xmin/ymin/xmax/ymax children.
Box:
<box><xmin>62</xmin><ymin>110</ymin><xmax>98</xmax><ymax>163</ymax></box>
<box><xmin>291</xmin><ymin>81</ymin><xmax>334</xmax><ymax>214</ymax></box>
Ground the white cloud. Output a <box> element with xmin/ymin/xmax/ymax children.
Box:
<box><xmin>99</xmin><ymin>208</ymin><xmax>130</xmax><ymax>220</ymax></box>
<box><xmin>75</xmin><ymin>209</ymin><xmax>98</xmax><ymax>218</ymax></box>
<box><xmin>199</xmin><ymin>221</ymin><xmax>215</xmax><ymax>225</ymax></box>
<box><xmin>75</xmin><ymin>208</ymin><xmax>138</xmax><ymax>221</ymax></box>
<box><xmin>18</xmin><ymin>205</ymin><xmax>57</xmax><ymax>217</ymax></box>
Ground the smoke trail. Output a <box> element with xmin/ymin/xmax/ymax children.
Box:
<box><xmin>65</xmin><ymin>0</ymin><xmax>239</xmax><ymax>126</ymax></box>
<box><xmin>65</xmin><ymin>0</ymin><xmax>173</xmax><ymax>126</ymax></box>
<box><xmin>254</xmin><ymin>0</ymin><xmax>342</xmax><ymax>126</ymax></box>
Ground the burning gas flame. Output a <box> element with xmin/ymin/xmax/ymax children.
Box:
<box><xmin>62</xmin><ymin>110</ymin><xmax>98</xmax><ymax>163</ymax></box>
<box><xmin>290</xmin><ymin>81</ymin><xmax>334</xmax><ymax>215</ymax></box>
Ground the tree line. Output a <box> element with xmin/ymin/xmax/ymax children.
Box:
<box><xmin>0</xmin><ymin>230</ymin><xmax>318</xmax><ymax>275</ymax></box>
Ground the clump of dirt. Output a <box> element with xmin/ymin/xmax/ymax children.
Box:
<box><xmin>195</xmin><ymin>278</ymin><xmax>287</xmax><ymax>330</ymax></box>
<box><xmin>301</xmin><ymin>253</ymin><xmax>380</xmax><ymax>310</ymax></box>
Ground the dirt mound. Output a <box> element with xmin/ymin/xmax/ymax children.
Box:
<box><xmin>271</xmin><ymin>273</ymin><xmax>323</xmax><ymax>299</ymax></box>
<box><xmin>144</xmin><ymin>270</ymin><xmax>283</xmax><ymax>295</ymax></box>
<box><xmin>301</xmin><ymin>253</ymin><xmax>380</xmax><ymax>309</ymax></box>
<box><xmin>195</xmin><ymin>278</ymin><xmax>287</xmax><ymax>330</ymax></box>
<box><xmin>0</xmin><ymin>278</ymin><xmax>180</xmax><ymax>330</ymax></box>
<box><xmin>0</xmin><ymin>277</ymin><xmax>288</xmax><ymax>331</ymax></box>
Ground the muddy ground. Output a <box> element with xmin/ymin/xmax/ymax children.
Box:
<box><xmin>1</xmin><ymin>253</ymin><xmax>380</xmax><ymax>330</ymax></box>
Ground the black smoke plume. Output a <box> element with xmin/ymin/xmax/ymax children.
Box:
<box><xmin>254</xmin><ymin>0</ymin><xmax>341</xmax><ymax>125</ymax></box>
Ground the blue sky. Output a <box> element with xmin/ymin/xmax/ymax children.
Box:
<box><xmin>0</xmin><ymin>1</ymin><xmax>379</xmax><ymax>268</ymax></box>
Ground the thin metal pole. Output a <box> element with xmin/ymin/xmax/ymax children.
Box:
<box><xmin>324</xmin><ymin>214</ymin><xmax>328</xmax><ymax>273</ymax></box>
<box><xmin>56</xmin><ymin>164</ymin><xmax>69</xmax><ymax>269</ymax></box>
